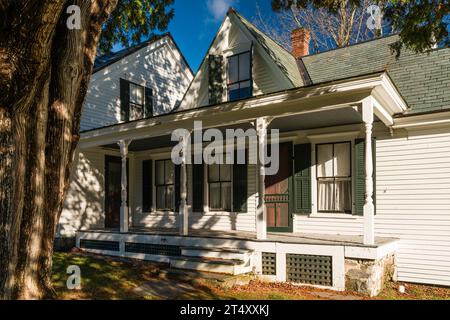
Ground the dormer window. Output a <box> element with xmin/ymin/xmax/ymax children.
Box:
<box><xmin>227</xmin><ymin>51</ymin><xmax>252</xmax><ymax>102</ymax></box>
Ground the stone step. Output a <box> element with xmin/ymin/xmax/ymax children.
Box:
<box><xmin>181</xmin><ymin>246</ymin><xmax>252</xmax><ymax>260</ymax></box>
<box><xmin>170</xmin><ymin>256</ymin><xmax>253</xmax><ymax>275</ymax></box>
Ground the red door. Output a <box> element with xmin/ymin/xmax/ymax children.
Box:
<box><xmin>265</xmin><ymin>143</ymin><xmax>293</xmax><ymax>232</ymax></box>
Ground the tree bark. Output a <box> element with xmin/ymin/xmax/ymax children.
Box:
<box><xmin>0</xmin><ymin>0</ymin><xmax>118</xmax><ymax>300</ymax></box>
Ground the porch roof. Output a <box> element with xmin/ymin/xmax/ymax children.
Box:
<box><xmin>78</xmin><ymin>71</ymin><xmax>406</xmax><ymax>149</ymax></box>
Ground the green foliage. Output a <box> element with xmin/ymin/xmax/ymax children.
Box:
<box><xmin>99</xmin><ymin>0</ymin><xmax>175</xmax><ymax>54</ymax></box>
<box><xmin>384</xmin><ymin>1</ymin><xmax>449</xmax><ymax>55</ymax></box>
<box><xmin>271</xmin><ymin>0</ymin><xmax>450</xmax><ymax>54</ymax></box>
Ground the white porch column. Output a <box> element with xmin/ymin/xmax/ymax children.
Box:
<box><xmin>256</xmin><ymin>118</ymin><xmax>268</xmax><ymax>240</ymax></box>
<box><xmin>179</xmin><ymin>132</ymin><xmax>190</xmax><ymax>236</ymax></box>
<box><xmin>362</xmin><ymin>97</ymin><xmax>375</xmax><ymax>245</ymax></box>
<box><xmin>118</xmin><ymin>140</ymin><xmax>132</xmax><ymax>233</ymax></box>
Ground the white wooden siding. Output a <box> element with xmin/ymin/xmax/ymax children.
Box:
<box><xmin>375</xmin><ymin>129</ymin><xmax>450</xmax><ymax>286</ymax></box>
<box><xmin>80</xmin><ymin>36</ymin><xmax>192</xmax><ymax>132</ymax></box>
<box><xmin>59</xmin><ymin>150</ymin><xmax>106</xmax><ymax>237</ymax></box>
<box><xmin>294</xmin><ymin>128</ymin><xmax>450</xmax><ymax>287</ymax></box>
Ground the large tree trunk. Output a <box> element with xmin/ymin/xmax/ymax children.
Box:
<box><xmin>0</xmin><ymin>0</ymin><xmax>117</xmax><ymax>300</ymax></box>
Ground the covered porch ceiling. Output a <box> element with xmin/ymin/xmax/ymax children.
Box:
<box><xmin>79</xmin><ymin>72</ymin><xmax>406</xmax><ymax>150</ymax></box>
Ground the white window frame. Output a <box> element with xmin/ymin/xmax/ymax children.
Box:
<box><xmin>203</xmin><ymin>151</ymin><xmax>234</xmax><ymax>214</ymax></box>
<box><xmin>308</xmin><ymin>131</ymin><xmax>360</xmax><ymax>219</ymax></box>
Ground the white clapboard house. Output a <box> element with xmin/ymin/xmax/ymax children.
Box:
<box><xmin>59</xmin><ymin>9</ymin><xmax>450</xmax><ymax>296</ymax></box>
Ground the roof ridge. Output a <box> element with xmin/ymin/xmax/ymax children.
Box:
<box><xmin>301</xmin><ymin>34</ymin><xmax>401</xmax><ymax>60</ymax></box>
<box><xmin>229</xmin><ymin>8</ymin><xmax>295</xmax><ymax>59</ymax></box>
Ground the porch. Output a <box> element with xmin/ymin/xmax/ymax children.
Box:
<box><xmin>70</xmin><ymin>72</ymin><xmax>406</xmax><ymax>295</ymax></box>
<box><xmin>76</xmin><ymin>228</ymin><xmax>399</xmax><ymax>295</ymax></box>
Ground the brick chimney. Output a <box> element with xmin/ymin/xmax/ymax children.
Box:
<box><xmin>291</xmin><ymin>28</ymin><xmax>311</xmax><ymax>58</ymax></box>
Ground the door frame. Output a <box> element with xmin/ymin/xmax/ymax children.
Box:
<box><xmin>104</xmin><ymin>155</ymin><xmax>129</xmax><ymax>229</ymax></box>
<box><xmin>266</xmin><ymin>142</ymin><xmax>294</xmax><ymax>233</ymax></box>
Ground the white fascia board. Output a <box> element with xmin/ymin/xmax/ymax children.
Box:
<box><xmin>373</xmin><ymin>97</ymin><xmax>394</xmax><ymax>127</ymax></box>
<box><xmin>392</xmin><ymin>110</ymin><xmax>450</xmax><ymax>130</ymax></box>
<box><xmin>372</xmin><ymin>73</ymin><xmax>408</xmax><ymax>114</ymax></box>
<box><xmin>79</xmin><ymin>73</ymin><xmax>398</xmax><ymax>148</ymax></box>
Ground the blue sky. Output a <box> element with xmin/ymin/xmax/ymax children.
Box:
<box><xmin>170</xmin><ymin>0</ymin><xmax>272</xmax><ymax>72</ymax></box>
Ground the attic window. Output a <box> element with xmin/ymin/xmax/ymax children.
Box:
<box><xmin>227</xmin><ymin>51</ymin><xmax>252</xmax><ymax>102</ymax></box>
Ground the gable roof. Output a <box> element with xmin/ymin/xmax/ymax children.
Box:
<box><xmin>93</xmin><ymin>33</ymin><xmax>193</xmax><ymax>75</ymax></box>
<box><xmin>231</xmin><ymin>9</ymin><xmax>303</xmax><ymax>87</ymax></box>
<box><xmin>302</xmin><ymin>35</ymin><xmax>450</xmax><ymax>115</ymax></box>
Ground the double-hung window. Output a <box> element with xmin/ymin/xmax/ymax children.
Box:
<box><xmin>227</xmin><ymin>51</ymin><xmax>252</xmax><ymax>102</ymax></box>
<box><xmin>208</xmin><ymin>164</ymin><xmax>232</xmax><ymax>211</ymax></box>
<box><xmin>316</xmin><ymin>142</ymin><xmax>352</xmax><ymax>214</ymax></box>
<box><xmin>155</xmin><ymin>160</ymin><xmax>175</xmax><ymax>211</ymax></box>
<box><xmin>129</xmin><ymin>82</ymin><xmax>145</xmax><ymax>121</ymax></box>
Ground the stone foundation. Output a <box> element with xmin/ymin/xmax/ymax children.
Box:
<box><xmin>345</xmin><ymin>254</ymin><xmax>396</xmax><ymax>297</ymax></box>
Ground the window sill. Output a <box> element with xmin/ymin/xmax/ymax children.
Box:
<box><xmin>309</xmin><ymin>213</ymin><xmax>358</xmax><ymax>219</ymax></box>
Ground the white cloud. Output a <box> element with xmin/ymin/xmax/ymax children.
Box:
<box><xmin>206</xmin><ymin>0</ymin><xmax>237</xmax><ymax>21</ymax></box>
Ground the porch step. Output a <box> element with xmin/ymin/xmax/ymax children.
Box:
<box><xmin>181</xmin><ymin>246</ymin><xmax>253</xmax><ymax>261</ymax></box>
<box><xmin>170</xmin><ymin>256</ymin><xmax>253</xmax><ymax>275</ymax></box>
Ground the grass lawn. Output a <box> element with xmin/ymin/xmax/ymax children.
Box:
<box><xmin>52</xmin><ymin>251</ymin><xmax>450</xmax><ymax>300</ymax></box>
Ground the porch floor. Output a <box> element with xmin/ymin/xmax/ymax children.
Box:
<box><xmin>83</xmin><ymin>228</ymin><xmax>397</xmax><ymax>249</ymax></box>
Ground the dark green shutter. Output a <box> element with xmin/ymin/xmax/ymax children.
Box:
<box><xmin>233</xmin><ymin>150</ymin><xmax>248</xmax><ymax>213</ymax></box>
<box><xmin>120</xmin><ymin>79</ymin><xmax>130</xmax><ymax>122</ymax></box>
<box><xmin>144</xmin><ymin>87</ymin><xmax>153</xmax><ymax>118</ymax></box>
<box><xmin>355</xmin><ymin>139</ymin><xmax>377</xmax><ymax>216</ymax></box>
<box><xmin>192</xmin><ymin>162</ymin><xmax>204</xmax><ymax>212</ymax></box>
<box><xmin>208</xmin><ymin>55</ymin><xmax>224</xmax><ymax>105</ymax></box>
<box><xmin>293</xmin><ymin>144</ymin><xmax>312</xmax><ymax>214</ymax></box>
<box><xmin>175</xmin><ymin>165</ymin><xmax>181</xmax><ymax>212</ymax></box>
<box><xmin>142</xmin><ymin>160</ymin><xmax>153</xmax><ymax>213</ymax></box>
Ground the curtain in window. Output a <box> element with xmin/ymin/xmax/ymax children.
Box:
<box><xmin>317</xmin><ymin>143</ymin><xmax>351</xmax><ymax>213</ymax></box>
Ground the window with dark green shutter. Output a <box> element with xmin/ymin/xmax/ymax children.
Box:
<box><xmin>120</xmin><ymin>79</ymin><xmax>130</xmax><ymax>122</ymax></box>
<box><xmin>144</xmin><ymin>87</ymin><xmax>153</xmax><ymax>118</ymax></box>
<box><xmin>192</xmin><ymin>161</ymin><xmax>204</xmax><ymax>212</ymax></box>
<box><xmin>293</xmin><ymin>144</ymin><xmax>312</xmax><ymax>214</ymax></box>
<box><xmin>142</xmin><ymin>160</ymin><xmax>153</xmax><ymax>213</ymax></box>
<box><xmin>175</xmin><ymin>165</ymin><xmax>181</xmax><ymax>212</ymax></box>
<box><xmin>208</xmin><ymin>55</ymin><xmax>224</xmax><ymax>105</ymax></box>
<box><xmin>233</xmin><ymin>152</ymin><xmax>248</xmax><ymax>213</ymax></box>
<box><xmin>354</xmin><ymin>139</ymin><xmax>376</xmax><ymax>216</ymax></box>
<box><xmin>120</xmin><ymin>79</ymin><xmax>153</xmax><ymax>122</ymax></box>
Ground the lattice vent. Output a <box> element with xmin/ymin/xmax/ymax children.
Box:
<box><xmin>262</xmin><ymin>252</ymin><xmax>277</xmax><ymax>276</ymax></box>
<box><xmin>286</xmin><ymin>254</ymin><xmax>332</xmax><ymax>286</ymax></box>
<box><xmin>125</xmin><ymin>243</ymin><xmax>181</xmax><ymax>257</ymax></box>
<box><xmin>80</xmin><ymin>240</ymin><xmax>120</xmax><ymax>252</ymax></box>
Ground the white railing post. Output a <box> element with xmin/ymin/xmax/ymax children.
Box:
<box><xmin>118</xmin><ymin>140</ymin><xmax>132</xmax><ymax>233</ymax></box>
<box><xmin>362</xmin><ymin>97</ymin><xmax>375</xmax><ymax>245</ymax></box>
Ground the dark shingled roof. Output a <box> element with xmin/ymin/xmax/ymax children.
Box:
<box><xmin>93</xmin><ymin>33</ymin><xmax>192</xmax><ymax>75</ymax></box>
<box><xmin>301</xmin><ymin>35</ymin><xmax>450</xmax><ymax>114</ymax></box>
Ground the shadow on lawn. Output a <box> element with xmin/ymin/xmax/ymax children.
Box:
<box><xmin>52</xmin><ymin>252</ymin><xmax>233</xmax><ymax>300</ymax></box>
